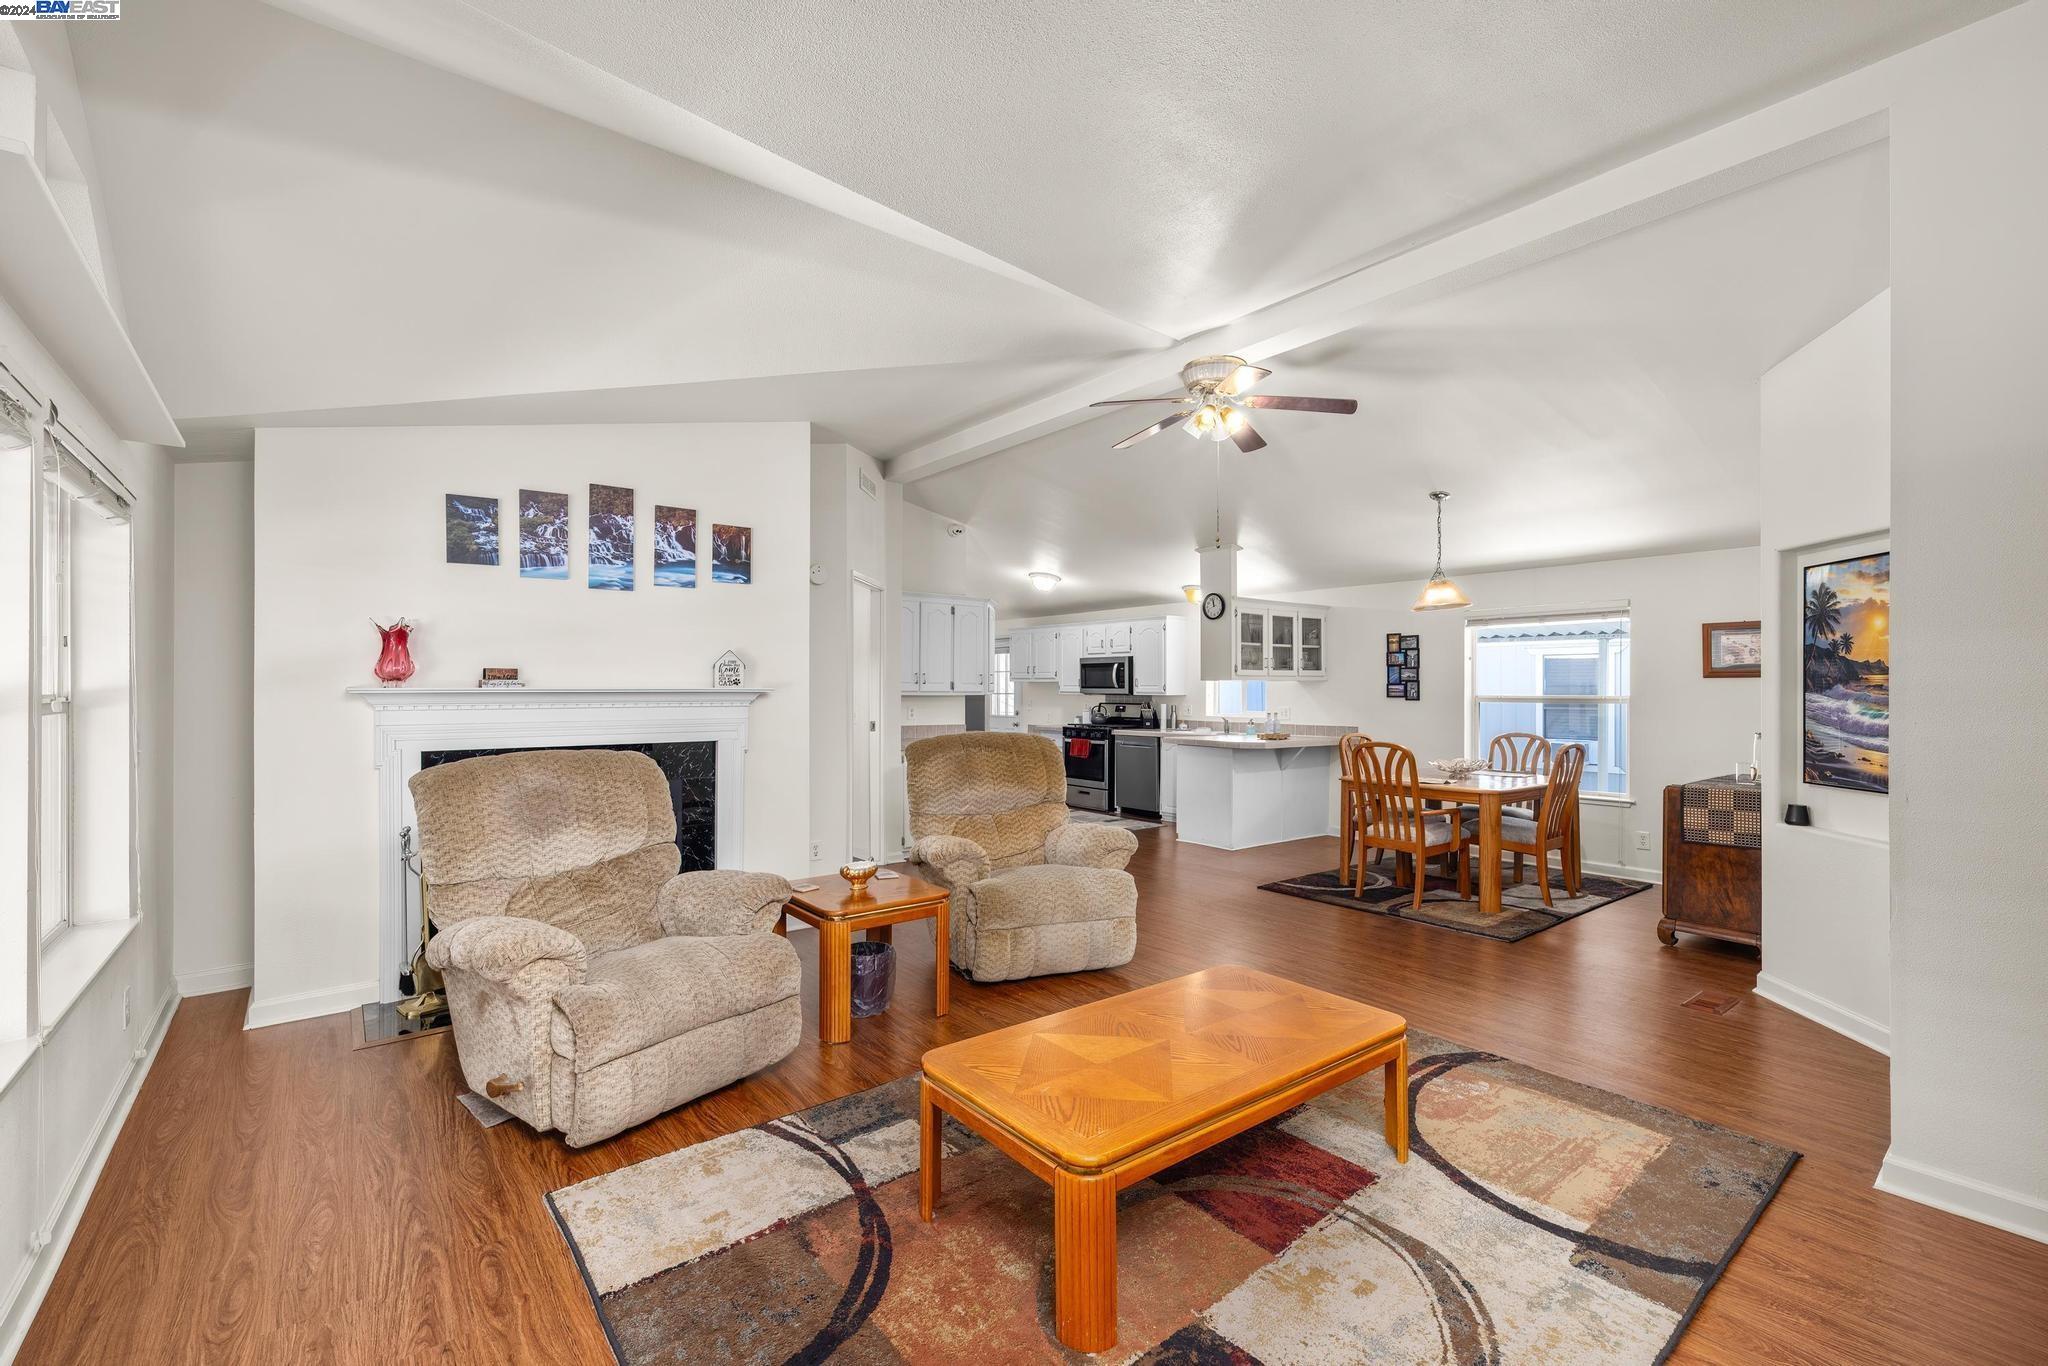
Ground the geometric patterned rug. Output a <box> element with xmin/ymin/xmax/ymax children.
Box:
<box><xmin>1259</xmin><ymin>858</ymin><xmax>1654</xmax><ymax>943</ymax></box>
<box><xmin>548</xmin><ymin>1030</ymin><xmax>1795</xmax><ymax>1363</ymax></box>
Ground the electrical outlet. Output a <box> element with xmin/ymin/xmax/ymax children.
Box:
<box><xmin>1635</xmin><ymin>831</ymin><xmax>1651</xmax><ymax>851</ymax></box>
<box><xmin>904</xmin><ymin>702</ymin><xmax>916</xmax><ymax>721</ymax></box>
<box><xmin>810</xmin><ymin>842</ymin><xmax>821</xmax><ymax>861</ymax></box>
<box><xmin>122</xmin><ymin>986</ymin><xmax>131</xmax><ymax>1031</ymax></box>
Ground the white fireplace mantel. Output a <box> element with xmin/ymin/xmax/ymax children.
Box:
<box><xmin>350</xmin><ymin>684</ymin><xmax>767</xmax><ymax>999</ymax></box>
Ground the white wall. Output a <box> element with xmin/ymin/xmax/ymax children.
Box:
<box><xmin>0</xmin><ymin>300</ymin><xmax>176</xmax><ymax>1358</ymax></box>
<box><xmin>172</xmin><ymin>460</ymin><xmax>254</xmax><ymax>996</ymax></box>
<box><xmin>1266</xmin><ymin>546</ymin><xmax>1760</xmax><ymax>877</ymax></box>
<box><xmin>1755</xmin><ymin>291</ymin><xmax>1891</xmax><ymax>1052</ymax></box>
<box><xmin>246</xmin><ymin>423</ymin><xmax>811</xmax><ymax>1026</ymax></box>
<box><xmin>1882</xmin><ymin>0</ymin><xmax>2048</xmax><ymax>1243</ymax></box>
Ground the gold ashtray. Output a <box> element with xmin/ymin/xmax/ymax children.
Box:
<box><xmin>839</xmin><ymin>861</ymin><xmax>879</xmax><ymax>894</ymax></box>
<box><xmin>1258</xmin><ymin>732</ymin><xmax>1292</xmax><ymax>741</ymax></box>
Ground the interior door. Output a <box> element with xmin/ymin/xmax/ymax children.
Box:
<box><xmin>850</xmin><ymin>581</ymin><xmax>882</xmax><ymax>859</ymax></box>
<box><xmin>919</xmin><ymin>601</ymin><xmax>954</xmax><ymax>691</ymax></box>
<box><xmin>951</xmin><ymin>603</ymin><xmax>989</xmax><ymax>695</ymax></box>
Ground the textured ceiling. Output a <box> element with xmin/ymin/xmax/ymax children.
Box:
<box><xmin>905</xmin><ymin>144</ymin><xmax>1888</xmax><ymax>612</ymax></box>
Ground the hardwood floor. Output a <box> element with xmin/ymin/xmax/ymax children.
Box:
<box><xmin>21</xmin><ymin>829</ymin><xmax>2048</xmax><ymax>1363</ymax></box>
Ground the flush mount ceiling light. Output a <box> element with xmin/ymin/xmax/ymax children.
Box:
<box><xmin>1411</xmin><ymin>490</ymin><xmax>1472</xmax><ymax>612</ymax></box>
<box><xmin>1027</xmin><ymin>571</ymin><xmax>1061</xmax><ymax>592</ymax></box>
<box><xmin>1088</xmin><ymin>355</ymin><xmax>1358</xmax><ymax>455</ymax></box>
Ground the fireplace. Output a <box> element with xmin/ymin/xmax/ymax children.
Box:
<box><xmin>352</xmin><ymin>685</ymin><xmax>765</xmax><ymax>999</ymax></box>
<box><xmin>419</xmin><ymin>741</ymin><xmax>719</xmax><ymax>870</ymax></box>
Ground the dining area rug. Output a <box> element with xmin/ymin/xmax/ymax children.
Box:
<box><xmin>1259</xmin><ymin>857</ymin><xmax>1652</xmax><ymax>942</ymax></box>
<box><xmin>547</xmin><ymin>1030</ymin><xmax>1794</xmax><ymax>1363</ymax></box>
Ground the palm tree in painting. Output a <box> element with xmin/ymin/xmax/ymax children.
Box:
<box><xmin>1834</xmin><ymin>632</ymin><xmax>1854</xmax><ymax>660</ymax></box>
<box><xmin>1805</xmin><ymin>582</ymin><xmax>1842</xmax><ymax>645</ymax></box>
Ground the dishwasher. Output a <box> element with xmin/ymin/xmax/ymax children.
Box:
<box><xmin>1112</xmin><ymin>732</ymin><xmax>1161</xmax><ymax>817</ymax></box>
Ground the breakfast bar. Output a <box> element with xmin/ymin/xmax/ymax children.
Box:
<box><xmin>1162</xmin><ymin>732</ymin><xmax>1342</xmax><ymax>850</ymax></box>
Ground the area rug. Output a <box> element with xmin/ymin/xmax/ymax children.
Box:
<box><xmin>1067</xmin><ymin>811</ymin><xmax>1164</xmax><ymax>832</ymax></box>
<box><xmin>1259</xmin><ymin>858</ymin><xmax>1652</xmax><ymax>942</ymax></box>
<box><xmin>547</xmin><ymin>1030</ymin><xmax>1795</xmax><ymax>1363</ymax></box>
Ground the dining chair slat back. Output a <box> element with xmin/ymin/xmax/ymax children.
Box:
<box><xmin>1542</xmin><ymin>743</ymin><xmax>1586</xmax><ymax>842</ymax></box>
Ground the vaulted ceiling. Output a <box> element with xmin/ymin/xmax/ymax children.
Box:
<box><xmin>69</xmin><ymin>0</ymin><xmax>2003</xmax><ymax>604</ymax></box>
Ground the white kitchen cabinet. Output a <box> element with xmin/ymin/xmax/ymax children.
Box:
<box><xmin>900</xmin><ymin>593</ymin><xmax>995</xmax><ymax>694</ymax></box>
<box><xmin>1235</xmin><ymin>609</ymin><xmax>1268</xmax><ymax>676</ymax></box>
<box><xmin>1018</xmin><ymin>626</ymin><xmax>1057</xmax><ymax>682</ymax></box>
<box><xmin>1057</xmin><ymin>623</ymin><xmax>1083</xmax><ymax>692</ymax></box>
<box><xmin>1081</xmin><ymin>623</ymin><xmax>1110</xmax><ymax>655</ymax></box>
<box><xmin>1297</xmin><ymin>610</ymin><xmax>1327</xmax><ymax>678</ymax></box>
<box><xmin>1159</xmin><ymin>735</ymin><xmax>1177</xmax><ymax>818</ymax></box>
<box><xmin>899</xmin><ymin>600</ymin><xmax>922</xmax><ymax>692</ymax></box>
<box><xmin>1269</xmin><ymin>611</ymin><xmax>1297</xmax><ymax>675</ymax></box>
<box><xmin>1106</xmin><ymin>621</ymin><xmax>1133</xmax><ymax>654</ymax></box>
<box><xmin>952</xmin><ymin>600</ymin><xmax>990</xmax><ymax>694</ymax></box>
<box><xmin>1131</xmin><ymin>618</ymin><xmax>1168</xmax><ymax>694</ymax></box>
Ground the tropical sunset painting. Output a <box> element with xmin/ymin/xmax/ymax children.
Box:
<box><xmin>1803</xmin><ymin>551</ymin><xmax>1889</xmax><ymax>793</ymax></box>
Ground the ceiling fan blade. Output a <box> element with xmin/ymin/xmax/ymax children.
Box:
<box><xmin>1112</xmin><ymin>412</ymin><xmax>1188</xmax><ymax>449</ymax></box>
<box><xmin>1242</xmin><ymin>395</ymin><xmax>1358</xmax><ymax>413</ymax></box>
<box><xmin>1220</xmin><ymin>365</ymin><xmax>1271</xmax><ymax>395</ymax></box>
<box><xmin>1087</xmin><ymin>396</ymin><xmax>1190</xmax><ymax>407</ymax></box>
<box><xmin>1229</xmin><ymin>420</ymin><xmax>1267</xmax><ymax>454</ymax></box>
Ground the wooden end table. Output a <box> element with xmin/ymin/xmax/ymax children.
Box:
<box><xmin>918</xmin><ymin>965</ymin><xmax>1407</xmax><ymax>1353</ymax></box>
<box><xmin>779</xmin><ymin>870</ymin><xmax>950</xmax><ymax>1045</ymax></box>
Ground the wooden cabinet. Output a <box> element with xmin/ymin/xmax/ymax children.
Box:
<box><xmin>900</xmin><ymin>594</ymin><xmax>994</xmax><ymax>694</ymax></box>
<box><xmin>1658</xmin><ymin>786</ymin><xmax>1762</xmax><ymax>948</ymax></box>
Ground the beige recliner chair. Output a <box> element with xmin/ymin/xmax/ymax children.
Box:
<box><xmin>410</xmin><ymin>748</ymin><xmax>801</xmax><ymax>1147</ymax></box>
<box><xmin>906</xmin><ymin>732</ymin><xmax>1138</xmax><ymax>982</ymax></box>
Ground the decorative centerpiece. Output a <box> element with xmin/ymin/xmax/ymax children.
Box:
<box><xmin>1431</xmin><ymin>757</ymin><xmax>1486</xmax><ymax>781</ymax></box>
<box><xmin>372</xmin><ymin>618</ymin><xmax>416</xmax><ymax>686</ymax></box>
<box><xmin>1257</xmin><ymin>732</ymin><xmax>1292</xmax><ymax>742</ymax></box>
<box><xmin>839</xmin><ymin>859</ymin><xmax>879</xmax><ymax>894</ymax></box>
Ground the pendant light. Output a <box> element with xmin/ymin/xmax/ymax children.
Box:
<box><xmin>1411</xmin><ymin>490</ymin><xmax>1471</xmax><ymax>611</ymax></box>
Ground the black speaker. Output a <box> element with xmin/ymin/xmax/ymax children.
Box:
<box><xmin>1784</xmin><ymin>804</ymin><xmax>1812</xmax><ymax>826</ymax></box>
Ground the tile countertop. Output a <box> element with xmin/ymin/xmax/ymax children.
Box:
<box><xmin>1157</xmin><ymin>731</ymin><xmax>1345</xmax><ymax>751</ymax></box>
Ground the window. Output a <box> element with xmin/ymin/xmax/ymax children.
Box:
<box><xmin>1207</xmin><ymin>679</ymin><xmax>1268</xmax><ymax>718</ymax></box>
<box><xmin>1468</xmin><ymin>612</ymin><xmax>1629</xmax><ymax>796</ymax></box>
<box><xmin>34</xmin><ymin>427</ymin><xmax>134</xmax><ymax>945</ymax></box>
<box><xmin>990</xmin><ymin>642</ymin><xmax>1016</xmax><ymax>717</ymax></box>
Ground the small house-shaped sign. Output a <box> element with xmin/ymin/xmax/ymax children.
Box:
<box><xmin>712</xmin><ymin>650</ymin><xmax>746</xmax><ymax>688</ymax></box>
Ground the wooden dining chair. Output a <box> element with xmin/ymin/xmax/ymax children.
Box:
<box><xmin>1465</xmin><ymin>743</ymin><xmax>1584</xmax><ymax>906</ymax></box>
<box><xmin>1353</xmin><ymin>741</ymin><xmax>1468</xmax><ymax>909</ymax></box>
<box><xmin>1336</xmin><ymin>733</ymin><xmax>1382</xmax><ymax>882</ymax></box>
<box><xmin>1485</xmin><ymin>731</ymin><xmax>1551</xmax><ymax>879</ymax></box>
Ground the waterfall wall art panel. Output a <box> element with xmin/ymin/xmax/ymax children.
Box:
<box><xmin>444</xmin><ymin>493</ymin><xmax>499</xmax><ymax>565</ymax></box>
<box><xmin>519</xmin><ymin>488</ymin><xmax>569</xmax><ymax>579</ymax></box>
<box><xmin>654</xmin><ymin>505</ymin><xmax>697</xmax><ymax>587</ymax></box>
<box><xmin>589</xmin><ymin>483</ymin><xmax>636</xmax><ymax>590</ymax></box>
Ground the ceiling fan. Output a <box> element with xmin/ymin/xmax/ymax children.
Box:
<box><xmin>1090</xmin><ymin>354</ymin><xmax>1357</xmax><ymax>453</ymax></box>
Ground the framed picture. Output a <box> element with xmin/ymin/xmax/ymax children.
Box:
<box><xmin>1404</xmin><ymin>648</ymin><xmax>1420</xmax><ymax>666</ymax></box>
<box><xmin>1386</xmin><ymin>650</ymin><xmax>1404</xmax><ymax>667</ymax></box>
<box><xmin>444</xmin><ymin>494</ymin><xmax>499</xmax><ymax>566</ymax></box>
<box><xmin>1386</xmin><ymin>682</ymin><xmax>1404</xmax><ymax>698</ymax></box>
<box><xmin>1405</xmin><ymin>680</ymin><xmax>1421</xmax><ymax>701</ymax></box>
<box><xmin>1802</xmin><ymin>552</ymin><xmax>1889</xmax><ymax>793</ymax></box>
<box><xmin>588</xmin><ymin>484</ymin><xmax>635</xmax><ymax>590</ymax></box>
<box><xmin>1702</xmin><ymin>620</ymin><xmax>1761</xmax><ymax>677</ymax></box>
<box><xmin>653</xmin><ymin>505</ymin><xmax>697</xmax><ymax>587</ymax></box>
<box><xmin>1402</xmin><ymin>666</ymin><xmax>1419</xmax><ymax>682</ymax></box>
<box><xmin>1400</xmin><ymin>634</ymin><xmax>1420</xmax><ymax>650</ymax></box>
<box><xmin>1386</xmin><ymin>632</ymin><xmax>1401</xmax><ymax>651</ymax></box>
<box><xmin>711</xmin><ymin>523</ymin><xmax>752</xmax><ymax>584</ymax></box>
<box><xmin>518</xmin><ymin>489</ymin><xmax>568</xmax><ymax>579</ymax></box>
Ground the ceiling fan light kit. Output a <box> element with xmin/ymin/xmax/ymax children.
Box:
<box><xmin>1412</xmin><ymin>490</ymin><xmax>1472</xmax><ymax>611</ymax></box>
<box><xmin>1090</xmin><ymin>354</ymin><xmax>1356</xmax><ymax>455</ymax></box>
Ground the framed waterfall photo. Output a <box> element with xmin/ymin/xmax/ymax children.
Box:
<box><xmin>518</xmin><ymin>489</ymin><xmax>569</xmax><ymax>579</ymax></box>
<box><xmin>588</xmin><ymin>483</ymin><xmax>636</xmax><ymax>590</ymax></box>
<box><xmin>1801</xmin><ymin>552</ymin><xmax>1889</xmax><ymax>793</ymax></box>
<box><xmin>654</xmin><ymin>505</ymin><xmax>697</xmax><ymax>587</ymax></box>
<box><xmin>444</xmin><ymin>494</ymin><xmax>499</xmax><ymax>566</ymax></box>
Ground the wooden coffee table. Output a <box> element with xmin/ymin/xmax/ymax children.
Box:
<box><xmin>779</xmin><ymin>871</ymin><xmax>949</xmax><ymax>1045</ymax></box>
<box><xmin>918</xmin><ymin>965</ymin><xmax>1407</xmax><ymax>1352</ymax></box>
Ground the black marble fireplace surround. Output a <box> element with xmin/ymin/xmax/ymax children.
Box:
<box><xmin>417</xmin><ymin>741</ymin><xmax>718</xmax><ymax>870</ymax></box>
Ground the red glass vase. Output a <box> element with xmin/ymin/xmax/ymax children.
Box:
<box><xmin>373</xmin><ymin>619</ymin><xmax>416</xmax><ymax>686</ymax></box>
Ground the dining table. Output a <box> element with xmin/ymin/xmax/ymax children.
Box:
<box><xmin>1341</xmin><ymin>770</ymin><xmax>1573</xmax><ymax>916</ymax></box>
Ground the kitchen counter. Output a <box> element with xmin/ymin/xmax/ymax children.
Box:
<box><xmin>1170</xmin><ymin>731</ymin><xmax>1337</xmax><ymax>851</ymax></box>
<box><xmin>1159</xmin><ymin>731</ymin><xmax>1343</xmax><ymax>752</ymax></box>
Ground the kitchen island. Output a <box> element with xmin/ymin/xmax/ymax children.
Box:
<box><xmin>1161</xmin><ymin>731</ymin><xmax>1343</xmax><ymax>851</ymax></box>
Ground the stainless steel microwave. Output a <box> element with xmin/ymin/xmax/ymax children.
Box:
<box><xmin>1078</xmin><ymin>655</ymin><xmax>1135</xmax><ymax>696</ymax></box>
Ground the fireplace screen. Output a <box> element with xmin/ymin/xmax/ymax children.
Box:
<box><xmin>417</xmin><ymin>741</ymin><xmax>718</xmax><ymax>870</ymax></box>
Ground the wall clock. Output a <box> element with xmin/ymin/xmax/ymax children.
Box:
<box><xmin>1201</xmin><ymin>592</ymin><xmax>1227</xmax><ymax>620</ymax></box>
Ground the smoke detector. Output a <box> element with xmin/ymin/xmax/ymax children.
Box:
<box><xmin>946</xmin><ymin>524</ymin><xmax>967</xmax><ymax>539</ymax></box>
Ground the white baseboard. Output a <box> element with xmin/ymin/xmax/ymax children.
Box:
<box><xmin>1753</xmin><ymin>973</ymin><xmax>1890</xmax><ymax>1054</ymax></box>
<box><xmin>1876</xmin><ymin>1150</ymin><xmax>2048</xmax><ymax>1245</ymax></box>
<box><xmin>242</xmin><ymin>979</ymin><xmax>378</xmax><ymax>1031</ymax></box>
<box><xmin>1585</xmin><ymin>859</ymin><xmax>1661</xmax><ymax>885</ymax></box>
<box><xmin>174</xmin><ymin>962</ymin><xmax>251</xmax><ymax>997</ymax></box>
<box><xmin>0</xmin><ymin>989</ymin><xmax>178</xmax><ymax>1362</ymax></box>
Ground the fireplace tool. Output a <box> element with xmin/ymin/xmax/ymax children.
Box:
<box><xmin>395</xmin><ymin>825</ymin><xmax>448</xmax><ymax>1023</ymax></box>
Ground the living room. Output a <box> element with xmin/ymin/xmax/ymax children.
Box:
<box><xmin>1</xmin><ymin>2</ymin><xmax>2044</xmax><ymax>1362</ymax></box>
